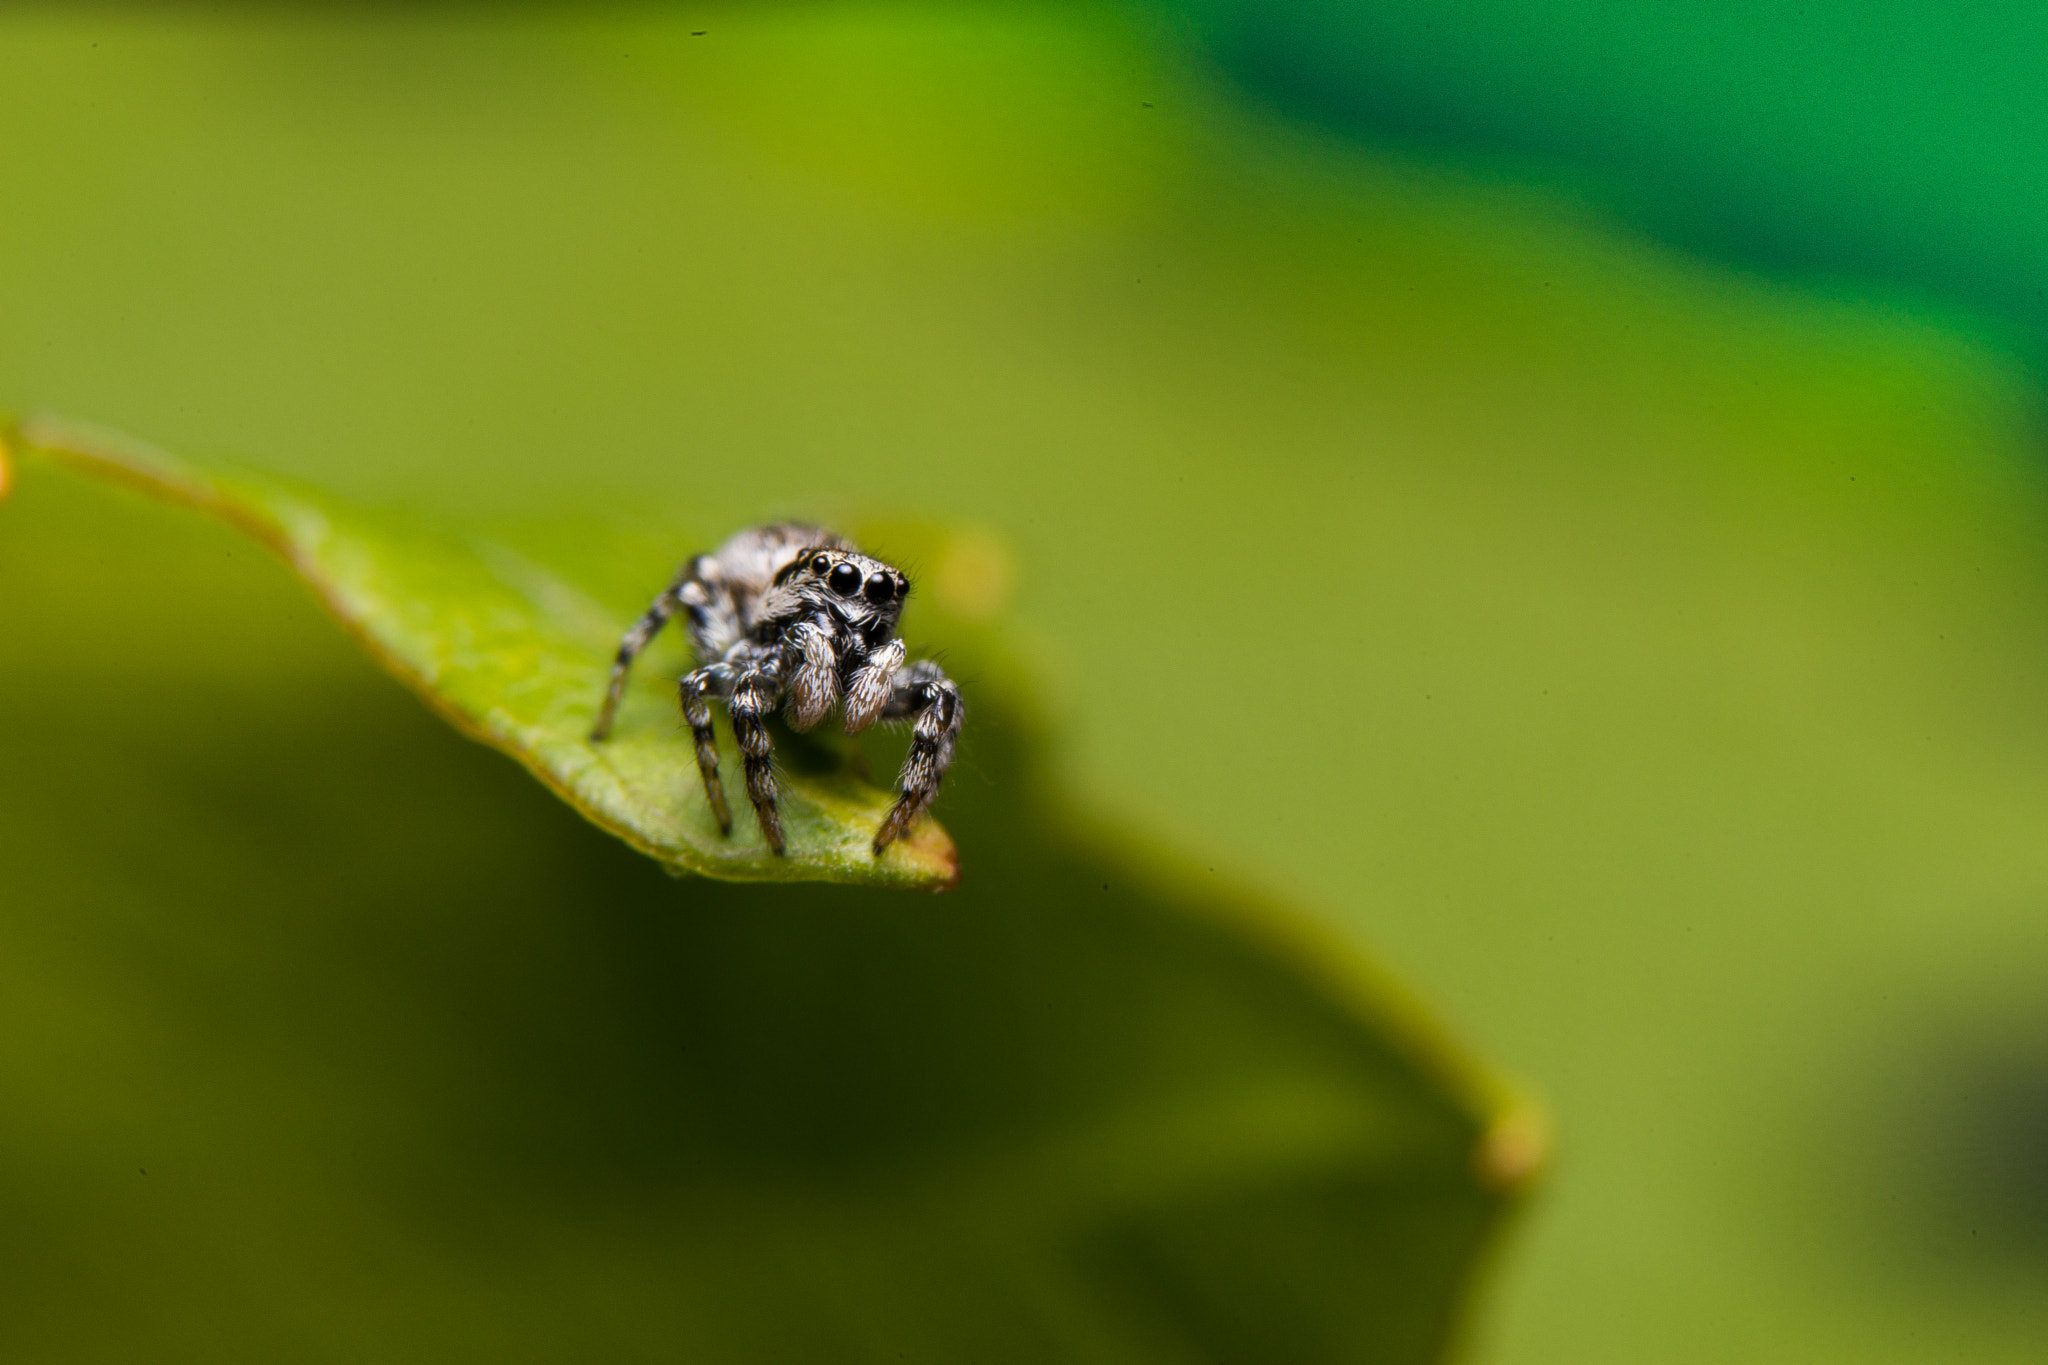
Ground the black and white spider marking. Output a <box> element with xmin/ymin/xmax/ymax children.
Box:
<box><xmin>590</xmin><ymin>523</ymin><xmax>963</xmax><ymax>856</ymax></box>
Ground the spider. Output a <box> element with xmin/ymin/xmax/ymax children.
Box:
<box><xmin>590</xmin><ymin>523</ymin><xmax>963</xmax><ymax>857</ymax></box>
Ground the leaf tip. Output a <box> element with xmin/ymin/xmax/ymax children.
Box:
<box><xmin>890</xmin><ymin>816</ymin><xmax>961</xmax><ymax>891</ymax></box>
<box><xmin>1472</xmin><ymin>1100</ymin><xmax>1551</xmax><ymax>1195</ymax></box>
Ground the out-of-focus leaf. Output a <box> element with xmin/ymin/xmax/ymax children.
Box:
<box><xmin>0</xmin><ymin>435</ymin><xmax>1538</xmax><ymax>1365</ymax></box>
<box><xmin>7</xmin><ymin>414</ymin><xmax>957</xmax><ymax>890</ymax></box>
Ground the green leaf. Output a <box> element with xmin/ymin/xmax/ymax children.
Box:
<box><xmin>6</xmin><ymin>413</ymin><xmax>958</xmax><ymax>891</ymax></box>
<box><xmin>1</xmin><ymin>419</ymin><xmax>1539</xmax><ymax>1362</ymax></box>
<box><xmin>0</xmin><ymin>448</ymin><xmax>1540</xmax><ymax>1362</ymax></box>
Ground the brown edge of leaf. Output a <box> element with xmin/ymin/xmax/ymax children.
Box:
<box><xmin>3</xmin><ymin>413</ymin><xmax>959</xmax><ymax>892</ymax></box>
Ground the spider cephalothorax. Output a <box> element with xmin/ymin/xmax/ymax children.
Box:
<box><xmin>590</xmin><ymin>523</ymin><xmax>963</xmax><ymax>856</ymax></box>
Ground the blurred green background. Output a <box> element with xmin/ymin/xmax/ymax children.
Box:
<box><xmin>5</xmin><ymin>2</ymin><xmax>2048</xmax><ymax>1361</ymax></box>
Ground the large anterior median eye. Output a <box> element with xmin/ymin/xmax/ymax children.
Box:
<box><xmin>863</xmin><ymin>574</ymin><xmax>894</xmax><ymax>605</ymax></box>
<box><xmin>828</xmin><ymin>563</ymin><xmax>863</xmax><ymax>596</ymax></box>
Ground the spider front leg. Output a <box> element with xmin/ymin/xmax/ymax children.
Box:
<box><xmin>786</xmin><ymin>618</ymin><xmax>838</xmax><ymax>730</ymax></box>
<box><xmin>592</xmin><ymin>588</ymin><xmax>680</xmax><ymax>741</ymax></box>
<box><xmin>873</xmin><ymin>660</ymin><xmax>963</xmax><ymax>855</ymax></box>
<box><xmin>726</xmin><ymin>651</ymin><xmax>792</xmax><ymax>855</ymax></box>
<box><xmin>679</xmin><ymin>663</ymin><xmax>736</xmax><ymax>835</ymax></box>
<box><xmin>592</xmin><ymin>556</ymin><xmax>731</xmax><ymax>741</ymax></box>
<box><xmin>841</xmin><ymin>638</ymin><xmax>906</xmax><ymax>734</ymax></box>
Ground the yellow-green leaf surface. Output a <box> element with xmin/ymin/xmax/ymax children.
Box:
<box><xmin>8</xmin><ymin>414</ymin><xmax>957</xmax><ymax>890</ymax></box>
<box><xmin>0</xmin><ymin>445</ymin><xmax>1535</xmax><ymax>1364</ymax></box>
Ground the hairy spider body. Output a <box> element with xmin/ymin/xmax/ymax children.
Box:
<box><xmin>590</xmin><ymin>523</ymin><xmax>963</xmax><ymax>856</ymax></box>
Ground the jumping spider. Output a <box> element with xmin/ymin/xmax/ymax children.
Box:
<box><xmin>590</xmin><ymin>523</ymin><xmax>963</xmax><ymax>856</ymax></box>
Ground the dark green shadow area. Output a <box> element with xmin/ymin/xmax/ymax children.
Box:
<box><xmin>0</xmin><ymin>463</ymin><xmax>1521</xmax><ymax>1362</ymax></box>
<box><xmin>1848</xmin><ymin>1007</ymin><xmax>2048</xmax><ymax>1281</ymax></box>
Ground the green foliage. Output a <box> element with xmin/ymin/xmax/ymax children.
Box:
<box><xmin>0</xmin><ymin>430</ymin><xmax>1536</xmax><ymax>1362</ymax></box>
<box><xmin>1184</xmin><ymin>0</ymin><xmax>2048</xmax><ymax>339</ymax></box>
<box><xmin>15</xmin><ymin>6</ymin><xmax>2048</xmax><ymax>1362</ymax></box>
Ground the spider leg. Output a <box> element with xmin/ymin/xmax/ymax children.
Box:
<box><xmin>679</xmin><ymin>663</ymin><xmax>736</xmax><ymax>835</ymax></box>
<box><xmin>727</xmin><ymin>648</ymin><xmax>792</xmax><ymax>855</ymax></box>
<box><xmin>873</xmin><ymin>660</ymin><xmax>963</xmax><ymax>855</ymax></box>
<box><xmin>786</xmin><ymin>617</ymin><xmax>838</xmax><ymax>731</ymax></box>
<box><xmin>591</xmin><ymin>588</ymin><xmax>679</xmax><ymax>741</ymax></box>
<box><xmin>841</xmin><ymin>638</ymin><xmax>906</xmax><ymax>734</ymax></box>
<box><xmin>592</xmin><ymin>554</ymin><xmax>735</xmax><ymax>741</ymax></box>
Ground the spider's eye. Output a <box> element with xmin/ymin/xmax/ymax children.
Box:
<box><xmin>828</xmin><ymin>563</ymin><xmax>863</xmax><ymax>596</ymax></box>
<box><xmin>863</xmin><ymin>573</ymin><xmax>894</xmax><ymax>605</ymax></box>
<box><xmin>810</xmin><ymin>555</ymin><xmax>831</xmax><ymax>574</ymax></box>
